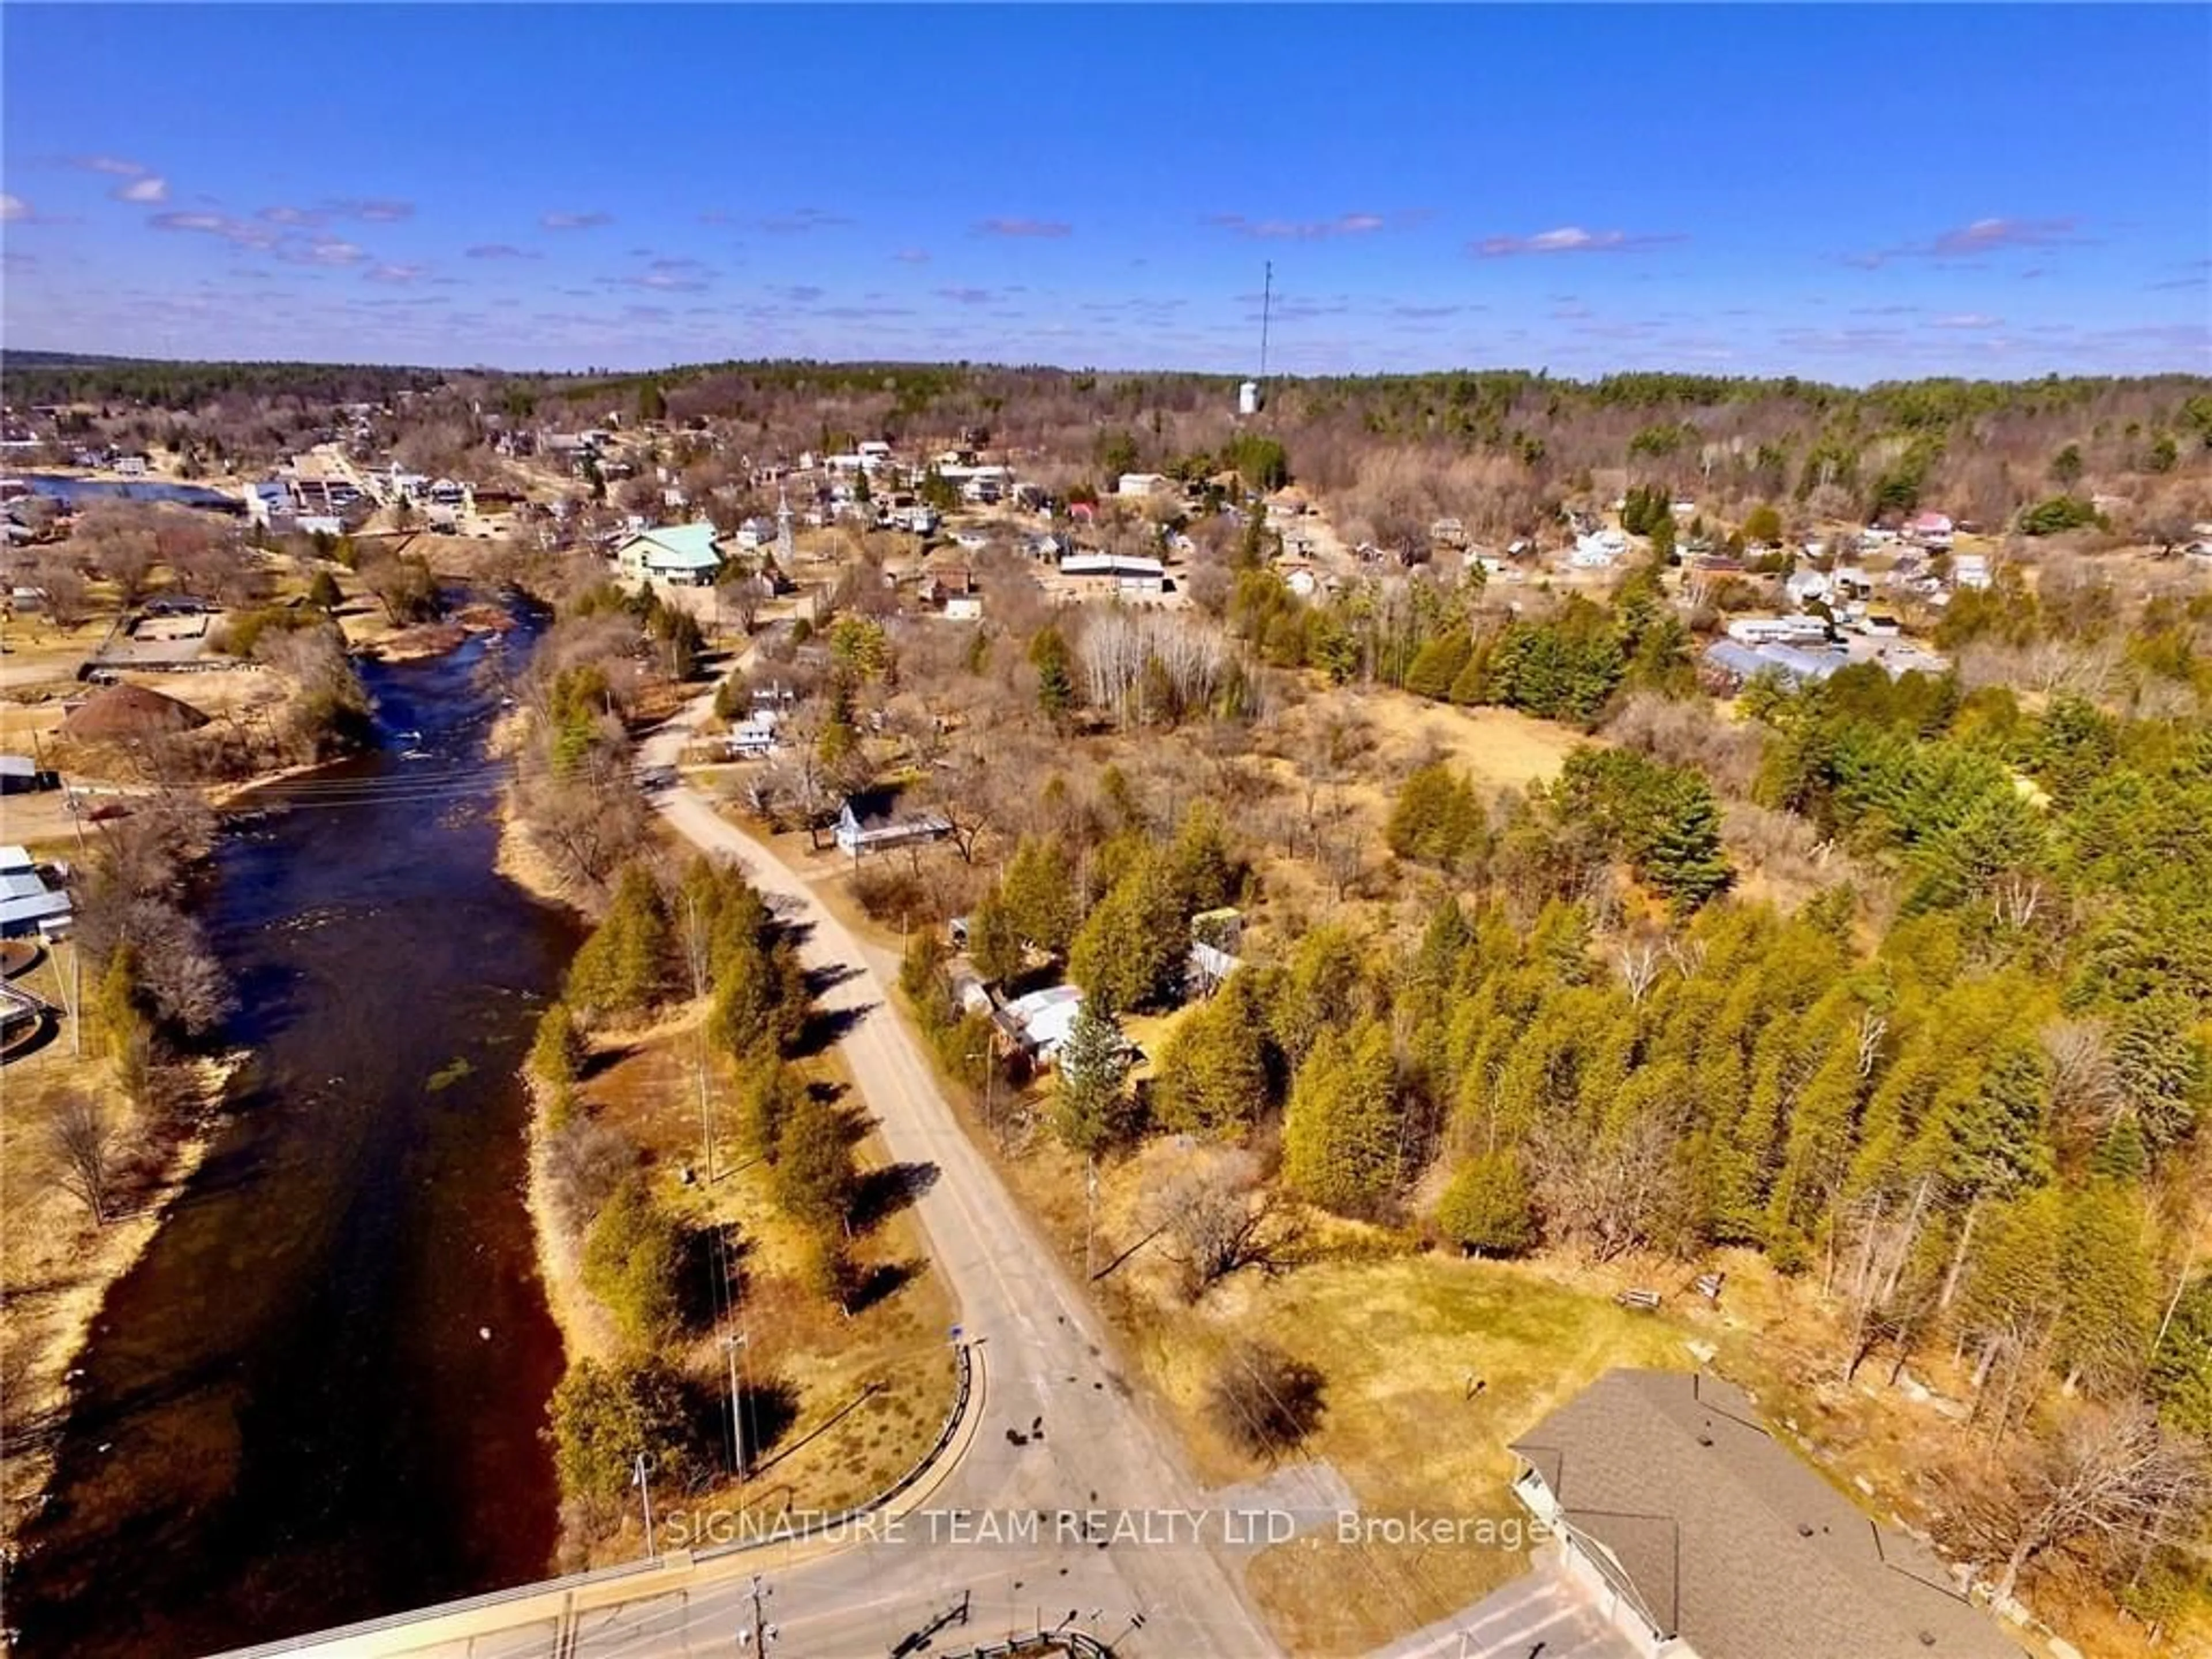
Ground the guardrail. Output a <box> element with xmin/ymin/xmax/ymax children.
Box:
<box><xmin>213</xmin><ymin>1342</ymin><xmax>979</xmax><ymax>1657</ymax></box>
<box><xmin>943</xmin><ymin>1631</ymin><xmax>1114</xmax><ymax>1658</ymax></box>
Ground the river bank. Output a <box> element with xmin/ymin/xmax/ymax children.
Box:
<box><xmin>5</xmin><ymin>621</ymin><xmax>581</xmax><ymax>1658</ymax></box>
<box><xmin>0</xmin><ymin>1047</ymin><xmax>238</xmax><ymax>1560</ymax></box>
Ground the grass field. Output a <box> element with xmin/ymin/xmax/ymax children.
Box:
<box><xmin>1138</xmin><ymin>1253</ymin><xmax>1691</xmax><ymax>1653</ymax></box>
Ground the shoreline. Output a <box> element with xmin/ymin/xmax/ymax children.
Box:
<box><xmin>0</xmin><ymin>1050</ymin><xmax>241</xmax><ymax>1555</ymax></box>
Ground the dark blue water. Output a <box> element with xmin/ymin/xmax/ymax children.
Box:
<box><xmin>14</xmin><ymin>474</ymin><xmax>244</xmax><ymax>512</ymax></box>
<box><xmin>9</xmin><ymin>615</ymin><xmax>578</xmax><ymax>1658</ymax></box>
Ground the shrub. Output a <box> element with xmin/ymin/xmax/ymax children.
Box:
<box><xmin>547</xmin><ymin>1357</ymin><xmax>703</xmax><ymax>1509</ymax></box>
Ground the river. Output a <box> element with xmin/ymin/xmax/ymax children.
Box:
<box><xmin>9</xmin><ymin>613</ymin><xmax>578</xmax><ymax>1657</ymax></box>
<box><xmin>11</xmin><ymin>473</ymin><xmax>245</xmax><ymax>513</ymax></box>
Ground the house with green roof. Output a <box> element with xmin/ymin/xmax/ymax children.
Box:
<box><xmin>614</xmin><ymin>522</ymin><xmax>725</xmax><ymax>588</ymax></box>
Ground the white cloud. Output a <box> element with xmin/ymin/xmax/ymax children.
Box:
<box><xmin>114</xmin><ymin>176</ymin><xmax>169</xmax><ymax>204</ymax></box>
<box><xmin>1473</xmin><ymin>226</ymin><xmax>1683</xmax><ymax>257</ymax></box>
<box><xmin>0</xmin><ymin>194</ymin><xmax>30</xmax><ymax>223</ymax></box>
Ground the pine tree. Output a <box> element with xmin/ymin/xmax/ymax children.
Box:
<box><xmin>566</xmin><ymin>866</ymin><xmax>670</xmax><ymax>1024</ymax></box>
<box><xmin>1642</xmin><ymin>777</ymin><xmax>1732</xmax><ymax>912</ymax></box>
<box><xmin>1001</xmin><ymin>835</ymin><xmax>1082</xmax><ymax>957</ymax></box>
<box><xmin>1029</xmin><ymin>627</ymin><xmax>1076</xmax><ymax>726</ymax></box>
<box><xmin>966</xmin><ymin>890</ymin><xmax>1024</xmax><ymax>984</ymax></box>
<box><xmin>1154</xmin><ymin>972</ymin><xmax>1274</xmax><ymax>1135</ymax></box>
<box><xmin>1435</xmin><ymin>1151</ymin><xmax>1535</xmax><ymax>1255</ymax></box>
<box><xmin>1403</xmin><ymin>627</ymin><xmax>1472</xmax><ymax>702</ymax></box>
<box><xmin>1051</xmin><ymin>997</ymin><xmax>1132</xmax><ymax>1155</ymax></box>
<box><xmin>1282</xmin><ymin>1019</ymin><xmax>1400</xmax><ymax>1217</ymax></box>
<box><xmin>2055</xmin><ymin>1181</ymin><xmax>2154</xmax><ymax>1396</ymax></box>
<box><xmin>1068</xmin><ymin>850</ymin><xmax>1187</xmax><ymax>1012</ymax></box>
<box><xmin>2150</xmin><ymin>1278</ymin><xmax>2212</xmax><ymax>1440</ymax></box>
<box><xmin>772</xmin><ymin>1087</ymin><xmax>856</xmax><ymax>1233</ymax></box>
<box><xmin>1168</xmin><ymin>801</ymin><xmax>1240</xmax><ymax>915</ymax></box>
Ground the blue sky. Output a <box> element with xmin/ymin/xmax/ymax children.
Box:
<box><xmin>4</xmin><ymin>5</ymin><xmax>2207</xmax><ymax>381</ymax></box>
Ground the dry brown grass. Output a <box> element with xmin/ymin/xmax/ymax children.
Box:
<box><xmin>542</xmin><ymin>999</ymin><xmax>957</xmax><ymax>1569</ymax></box>
<box><xmin>0</xmin><ymin>983</ymin><xmax>230</xmax><ymax>1554</ymax></box>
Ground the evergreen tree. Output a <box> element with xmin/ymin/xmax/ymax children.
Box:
<box><xmin>1052</xmin><ymin>997</ymin><xmax>1132</xmax><ymax>1155</ymax></box>
<box><xmin>531</xmin><ymin>999</ymin><xmax>586</xmax><ymax>1099</ymax></box>
<box><xmin>1387</xmin><ymin>762</ymin><xmax>1487</xmax><ymax>873</ymax></box>
<box><xmin>1403</xmin><ymin>628</ymin><xmax>1473</xmax><ymax>701</ymax></box>
<box><xmin>1642</xmin><ymin>775</ymin><xmax>1733</xmax><ymax>912</ymax></box>
<box><xmin>1001</xmin><ymin>835</ymin><xmax>1083</xmax><ymax>957</ymax></box>
<box><xmin>548</xmin><ymin>1357</ymin><xmax>699</xmax><ymax>1508</ymax></box>
<box><xmin>1168</xmin><ymin>801</ymin><xmax>1240</xmax><ymax>915</ymax></box>
<box><xmin>566</xmin><ymin>866</ymin><xmax>670</xmax><ymax>1024</ymax></box>
<box><xmin>1154</xmin><ymin>972</ymin><xmax>1274</xmax><ymax>1135</ymax></box>
<box><xmin>2055</xmin><ymin>1181</ymin><xmax>2154</xmax><ymax>1396</ymax></box>
<box><xmin>581</xmin><ymin>1177</ymin><xmax>685</xmax><ymax>1349</ymax></box>
<box><xmin>1068</xmin><ymin>850</ymin><xmax>1187</xmax><ymax>1012</ymax></box>
<box><xmin>1282</xmin><ymin>1019</ymin><xmax>1400</xmax><ymax>1217</ymax></box>
<box><xmin>2113</xmin><ymin>994</ymin><xmax>2207</xmax><ymax>1151</ymax></box>
<box><xmin>1435</xmin><ymin>1151</ymin><xmax>1535</xmax><ymax>1255</ymax></box>
<box><xmin>772</xmin><ymin>1087</ymin><xmax>857</xmax><ymax>1233</ymax></box>
<box><xmin>1029</xmin><ymin>626</ymin><xmax>1076</xmax><ymax>726</ymax></box>
<box><xmin>2150</xmin><ymin>1278</ymin><xmax>2212</xmax><ymax>1440</ymax></box>
<box><xmin>966</xmin><ymin>889</ymin><xmax>1025</xmax><ymax>984</ymax></box>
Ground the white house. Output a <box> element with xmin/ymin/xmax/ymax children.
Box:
<box><xmin>1059</xmin><ymin>552</ymin><xmax>1166</xmax><ymax>594</ymax></box>
<box><xmin>1951</xmin><ymin>552</ymin><xmax>1991</xmax><ymax>591</ymax></box>
<box><xmin>735</xmin><ymin>517</ymin><xmax>777</xmax><ymax>552</ymax></box>
<box><xmin>1906</xmin><ymin>510</ymin><xmax>1955</xmax><ymax>550</ymax></box>
<box><xmin>726</xmin><ymin>711</ymin><xmax>782</xmax><ymax>758</ymax></box>
<box><xmin>1727</xmin><ymin>615</ymin><xmax>1830</xmax><ymax>646</ymax></box>
<box><xmin>832</xmin><ymin>787</ymin><xmax>952</xmax><ymax>857</ymax></box>
<box><xmin>1116</xmin><ymin>472</ymin><xmax>1169</xmax><ymax>497</ymax></box>
<box><xmin>613</xmin><ymin>523</ymin><xmax>725</xmax><ymax>587</ymax></box>
<box><xmin>1784</xmin><ymin>569</ymin><xmax>1832</xmax><ymax>607</ymax></box>
<box><xmin>1000</xmin><ymin>983</ymin><xmax>1085</xmax><ymax>1063</ymax></box>
<box><xmin>1571</xmin><ymin>531</ymin><xmax>1629</xmax><ymax>570</ymax></box>
<box><xmin>944</xmin><ymin>594</ymin><xmax>984</xmax><ymax>623</ymax></box>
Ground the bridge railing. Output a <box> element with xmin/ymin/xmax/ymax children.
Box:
<box><xmin>210</xmin><ymin>1342</ymin><xmax>978</xmax><ymax>1658</ymax></box>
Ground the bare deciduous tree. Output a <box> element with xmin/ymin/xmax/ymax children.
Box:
<box><xmin>1145</xmin><ymin>1152</ymin><xmax>1301</xmax><ymax>1301</ymax></box>
<box><xmin>1945</xmin><ymin>1407</ymin><xmax>2212</xmax><ymax>1606</ymax></box>
<box><xmin>47</xmin><ymin>1093</ymin><xmax>123</xmax><ymax>1225</ymax></box>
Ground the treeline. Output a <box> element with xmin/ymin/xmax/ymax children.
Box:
<box><xmin>510</xmin><ymin>577</ymin><xmax>709</xmax><ymax>896</ymax></box>
<box><xmin>45</xmin><ymin>798</ymin><xmax>237</xmax><ymax>1226</ymax></box>
<box><xmin>1225</xmin><ymin>559</ymin><xmax>1693</xmax><ymax>725</ymax></box>
<box><xmin>1</xmin><ymin>353</ymin><xmax>444</xmax><ymax>410</ymax></box>
<box><xmin>531</xmin><ymin>854</ymin><xmax>873</xmax><ymax>1531</ymax></box>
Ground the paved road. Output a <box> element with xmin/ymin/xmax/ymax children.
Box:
<box><xmin>601</xmin><ymin>709</ymin><xmax>1280</xmax><ymax>1657</ymax></box>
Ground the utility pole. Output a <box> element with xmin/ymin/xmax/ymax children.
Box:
<box><xmin>631</xmin><ymin>1452</ymin><xmax>656</xmax><ymax>1558</ymax></box>
<box><xmin>1083</xmin><ymin>1154</ymin><xmax>1097</xmax><ymax>1282</ymax></box>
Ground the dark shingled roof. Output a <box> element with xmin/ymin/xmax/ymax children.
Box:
<box><xmin>1509</xmin><ymin>1369</ymin><xmax>2021</xmax><ymax>1659</ymax></box>
<box><xmin>62</xmin><ymin>683</ymin><xmax>211</xmax><ymax>740</ymax></box>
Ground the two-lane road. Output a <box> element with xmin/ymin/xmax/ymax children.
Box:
<box><xmin>615</xmin><ymin>709</ymin><xmax>1280</xmax><ymax>1656</ymax></box>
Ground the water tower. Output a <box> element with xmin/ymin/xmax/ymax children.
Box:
<box><xmin>1238</xmin><ymin>262</ymin><xmax>1271</xmax><ymax>418</ymax></box>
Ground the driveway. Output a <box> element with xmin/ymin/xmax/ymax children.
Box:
<box><xmin>1372</xmin><ymin>1550</ymin><xmax>1637</xmax><ymax>1659</ymax></box>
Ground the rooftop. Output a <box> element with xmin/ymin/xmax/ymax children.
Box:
<box><xmin>1512</xmin><ymin>1369</ymin><xmax>2017</xmax><ymax>1659</ymax></box>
